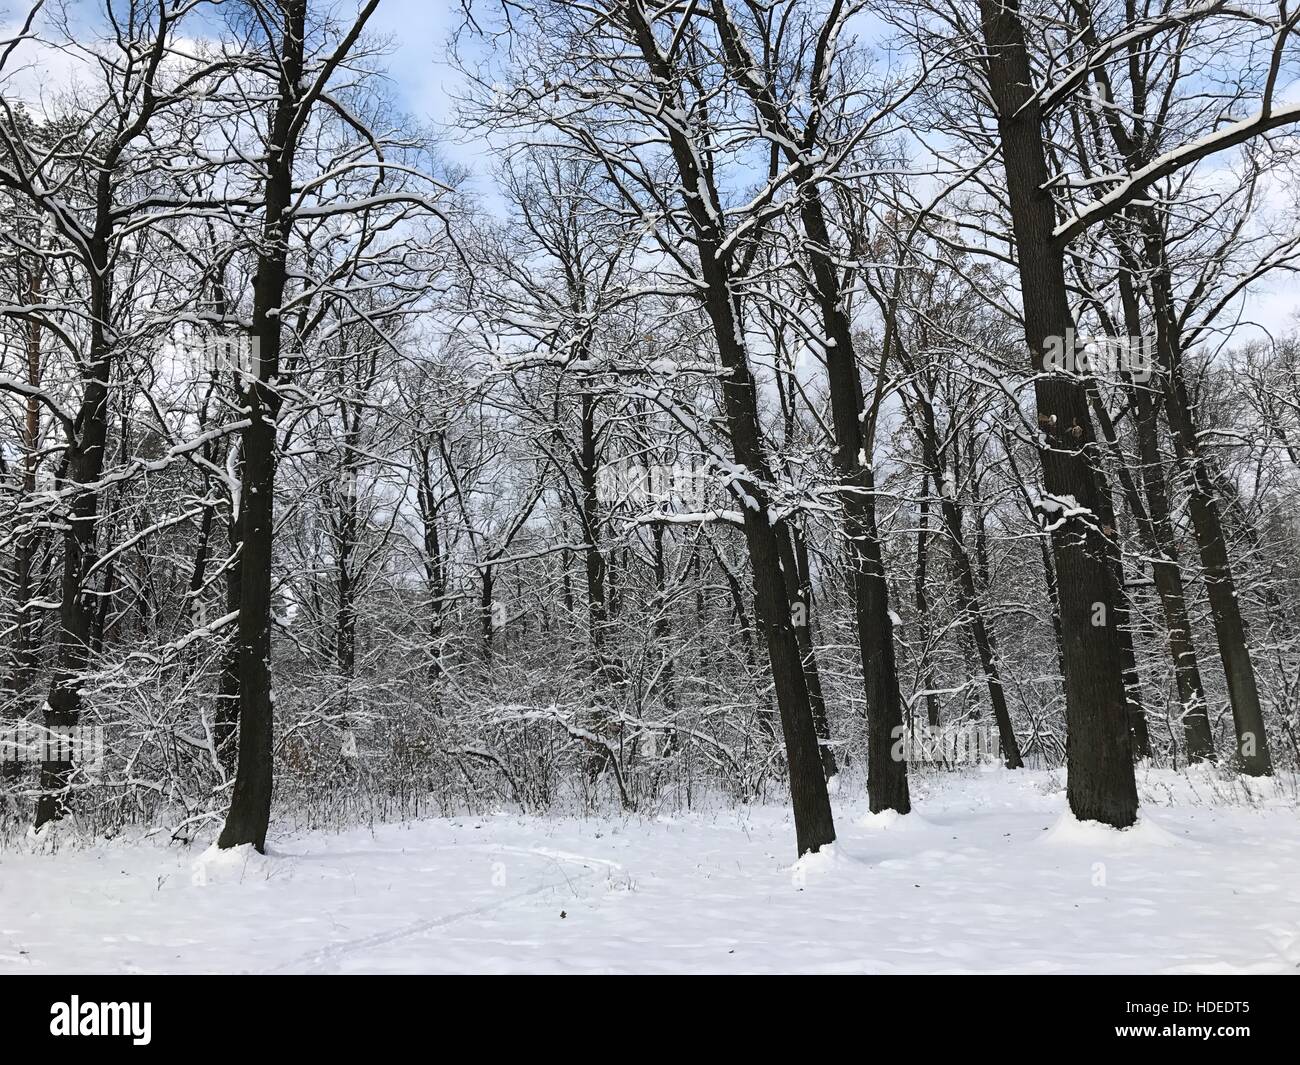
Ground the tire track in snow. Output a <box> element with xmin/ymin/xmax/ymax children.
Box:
<box><xmin>264</xmin><ymin>848</ymin><xmax>623</xmax><ymax>973</ymax></box>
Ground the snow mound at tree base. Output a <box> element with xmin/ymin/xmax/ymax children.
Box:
<box><xmin>1041</xmin><ymin>809</ymin><xmax>1180</xmax><ymax>848</ymax></box>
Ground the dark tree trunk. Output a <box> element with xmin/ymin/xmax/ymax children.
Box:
<box><xmin>707</xmin><ymin>2</ymin><xmax>908</xmax><ymax>812</ymax></box>
<box><xmin>624</xmin><ymin>1</ymin><xmax>835</xmax><ymax>854</ymax></box>
<box><xmin>578</xmin><ymin>389</ymin><xmax>607</xmax><ymax>670</ymax></box>
<box><xmin>335</xmin><ymin>417</ymin><xmax>360</xmax><ymax>693</ymax></box>
<box><xmin>415</xmin><ymin>442</ymin><xmax>447</xmax><ymax>680</ymax></box>
<box><xmin>1139</xmin><ymin>218</ymin><xmax>1272</xmax><ymax>775</ymax></box>
<box><xmin>1088</xmin><ymin>273</ymin><xmax>1215</xmax><ymax>761</ymax></box>
<box><xmin>217</xmin><ymin>0</ymin><xmax>309</xmax><ymax>852</ymax></box>
<box><xmin>907</xmin><ymin>399</ymin><xmax>1022</xmax><ymax>766</ymax></box>
<box><xmin>786</xmin><ymin>186</ymin><xmax>908</xmax><ymax>813</ymax></box>
<box><xmin>481</xmin><ymin>564</ymin><xmax>495</xmax><ymax>660</ymax></box>
<box><xmin>979</xmin><ymin>0</ymin><xmax>1137</xmax><ymax>826</ymax></box>
<box><xmin>562</xmin><ymin>545</ymin><xmax>574</xmax><ymax>617</ymax></box>
<box><xmin>214</xmin><ymin>502</ymin><xmax>241</xmax><ymax>776</ymax></box>
<box><xmin>186</xmin><ymin>497</ymin><xmax>214</xmax><ymax>624</ymax></box>
<box><xmin>781</xmin><ymin>524</ymin><xmax>838</xmax><ymax>779</ymax></box>
<box><xmin>914</xmin><ymin>475</ymin><xmax>941</xmax><ymax>728</ymax></box>
<box><xmin>8</xmin><ymin>255</ymin><xmax>43</xmax><ymax>706</ymax></box>
<box><xmin>36</xmin><ymin>178</ymin><xmax>118</xmax><ymax>828</ymax></box>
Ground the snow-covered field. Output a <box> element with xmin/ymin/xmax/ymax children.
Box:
<box><xmin>3</xmin><ymin>767</ymin><xmax>1299</xmax><ymax>974</ymax></box>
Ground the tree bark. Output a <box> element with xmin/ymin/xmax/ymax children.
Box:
<box><xmin>7</xmin><ymin>253</ymin><xmax>43</xmax><ymax>704</ymax></box>
<box><xmin>1139</xmin><ymin>217</ymin><xmax>1272</xmax><ymax>775</ymax></box>
<box><xmin>781</xmin><ymin>524</ymin><xmax>838</xmax><ymax>779</ymax></box>
<box><xmin>978</xmin><ymin>0</ymin><xmax>1137</xmax><ymax>826</ymax></box>
<box><xmin>708</xmin><ymin>0</ymin><xmax>909</xmax><ymax>811</ymax></box>
<box><xmin>217</xmin><ymin>0</ymin><xmax>309</xmax><ymax>852</ymax></box>
<box><xmin>1087</xmin><ymin>273</ymin><xmax>1215</xmax><ymax>761</ymax></box>
<box><xmin>917</xmin><ymin>416</ymin><xmax>1023</xmax><ymax>768</ymax></box>
<box><xmin>623</xmin><ymin>0</ymin><xmax>836</xmax><ymax>853</ymax></box>
<box><xmin>36</xmin><ymin>161</ymin><xmax>119</xmax><ymax>827</ymax></box>
<box><xmin>914</xmin><ymin>475</ymin><xmax>941</xmax><ymax>728</ymax></box>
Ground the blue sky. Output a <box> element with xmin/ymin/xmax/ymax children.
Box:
<box><xmin>1</xmin><ymin>0</ymin><xmax>1294</xmax><ymax>334</ymax></box>
<box><xmin>366</xmin><ymin>0</ymin><xmax>460</xmax><ymax>121</ymax></box>
<box><xmin>357</xmin><ymin>0</ymin><xmax>1298</xmax><ymax>338</ymax></box>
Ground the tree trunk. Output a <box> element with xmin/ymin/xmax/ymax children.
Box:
<box><xmin>787</xmin><ymin>188</ymin><xmax>909</xmax><ymax>813</ymax></box>
<box><xmin>910</xmin><ymin>400</ymin><xmax>1022</xmax><ymax>766</ymax></box>
<box><xmin>415</xmin><ymin>442</ymin><xmax>447</xmax><ymax>681</ymax></box>
<box><xmin>914</xmin><ymin>475</ymin><xmax>941</xmax><ymax>728</ymax></box>
<box><xmin>706</xmin><ymin>0</ymin><xmax>908</xmax><ymax>813</ymax></box>
<box><xmin>624</xmin><ymin>1</ymin><xmax>835</xmax><ymax>854</ymax></box>
<box><xmin>217</xmin><ymin>0</ymin><xmax>309</xmax><ymax>852</ymax></box>
<box><xmin>335</xmin><ymin>416</ymin><xmax>360</xmax><ymax>694</ymax></box>
<box><xmin>978</xmin><ymin>0</ymin><xmax>1137</xmax><ymax>826</ymax></box>
<box><xmin>481</xmin><ymin>564</ymin><xmax>495</xmax><ymax>660</ymax></box>
<box><xmin>1139</xmin><ymin>217</ymin><xmax>1272</xmax><ymax>775</ymax></box>
<box><xmin>214</xmin><ymin>502</ymin><xmax>241</xmax><ymax>776</ymax></box>
<box><xmin>7</xmin><ymin>254</ymin><xmax>43</xmax><ymax>705</ymax></box>
<box><xmin>781</xmin><ymin>524</ymin><xmax>838</xmax><ymax>779</ymax></box>
<box><xmin>1088</xmin><ymin>274</ymin><xmax>1215</xmax><ymax>761</ymax></box>
<box><xmin>35</xmin><ymin>182</ymin><xmax>118</xmax><ymax>828</ymax></box>
<box><xmin>579</xmin><ymin>389</ymin><xmax>607</xmax><ymax>671</ymax></box>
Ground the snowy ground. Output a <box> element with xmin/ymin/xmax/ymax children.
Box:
<box><xmin>3</xmin><ymin>767</ymin><xmax>1299</xmax><ymax>974</ymax></box>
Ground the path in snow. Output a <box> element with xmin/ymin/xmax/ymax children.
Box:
<box><xmin>2</xmin><ymin>768</ymin><xmax>1298</xmax><ymax>973</ymax></box>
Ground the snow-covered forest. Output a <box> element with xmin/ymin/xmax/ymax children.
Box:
<box><xmin>3</xmin><ymin>0</ymin><xmax>1300</xmax><ymax>977</ymax></box>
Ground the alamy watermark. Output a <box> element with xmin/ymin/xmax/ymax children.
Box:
<box><xmin>0</xmin><ymin>724</ymin><xmax>104</xmax><ymax>764</ymax></box>
<box><xmin>597</xmin><ymin>461</ymin><xmax>710</xmax><ymax>511</ymax></box>
<box><xmin>1043</xmin><ymin>329</ymin><xmax>1154</xmax><ymax>383</ymax></box>
<box><xmin>50</xmin><ymin>997</ymin><xmax>151</xmax><ymax>1045</ymax></box>
<box><xmin>181</xmin><ymin>331</ymin><xmax>260</xmax><ymax>377</ymax></box>
<box><xmin>891</xmin><ymin>723</ymin><xmax>1002</xmax><ymax>765</ymax></box>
